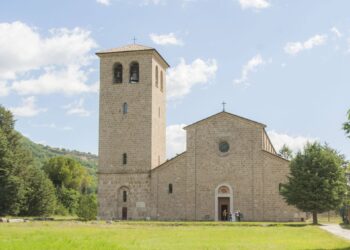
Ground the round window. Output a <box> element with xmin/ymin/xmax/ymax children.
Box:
<box><xmin>219</xmin><ymin>141</ymin><xmax>230</xmax><ymax>153</ymax></box>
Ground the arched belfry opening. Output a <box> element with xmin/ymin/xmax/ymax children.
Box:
<box><xmin>113</xmin><ymin>63</ymin><xmax>123</xmax><ymax>83</ymax></box>
<box><xmin>129</xmin><ymin>62</ymin><xmax>139</xmax><ymax>83</ymax></box>
<box><xmin>215</xmin><ymin>184</ymin><xmax>233</xmax><ymax>221</ymax></box>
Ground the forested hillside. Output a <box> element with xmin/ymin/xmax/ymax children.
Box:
<box><xmin>19</xmin><ymin>135</ymin><xmax>98</xmax><ymax>174</ymax></box>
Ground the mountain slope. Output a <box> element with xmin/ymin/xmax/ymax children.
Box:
<box><xmin>20</xmin><ymin>135</ymin><xmax>98</xmax><ymax>174</ymax></box>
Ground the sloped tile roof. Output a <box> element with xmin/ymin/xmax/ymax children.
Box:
<box><xmin>96</xmin><ymin>43</ymin><xmax>170</xmax><ymax>67</ymax></box>
<box><xmin>96</xmin><ymin>44</ymin><xmax>154</xmax><ymax>53</ymax></box>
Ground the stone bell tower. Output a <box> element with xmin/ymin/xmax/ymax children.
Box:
<box><xmin>96</xmin><ymin>44</ymin><xmax>169</xmax><ymax>220</ymax></box>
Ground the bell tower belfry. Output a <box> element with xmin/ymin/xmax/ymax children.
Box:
<box><xmin>96</xmin><ymin>44</ymin><xmax>169</xmax><ymax>219</ymax></box>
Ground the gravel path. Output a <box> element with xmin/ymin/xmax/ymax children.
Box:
<box><xmin>320</xmin><ymin>224</ymin><xmax>350</xmax><ymax>241</ymax></box>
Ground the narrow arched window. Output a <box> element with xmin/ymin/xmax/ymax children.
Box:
<box><xmin>123</xmin><ymin>102</ymin><xmax>128</xmax><ymax>114</ymax></box>
<box><xmin>123</xmin><ymin>153</ymin><xmax>127</xmax><ymax>165</ymax></box>
<box><xmin>168</xmin><ymin>183</ymin><xmax>173</xmax><ymax>194</ymax></box>
<box><xmin>155</xmin><ymin>66</ymin><xmax>159</xmax><ymax>88</ymax></box>
<box><xmin>113</xmin><ymin>63</ymin><xmax>123</xmax><ymax>83</ymax></box>
<box><xmin>123</xmin><ymin>190</ymin><xmax>127</xmax><ymax>202</ymax></box>
<box><xmin>130</xmin><ymin>62</ymin><xmax>139</xmax><ymax>83</ymax></box>
<box><xmin>160</xmin><ymin>71</ymin><xmax>164</xmax><ymax>92</ymax></box>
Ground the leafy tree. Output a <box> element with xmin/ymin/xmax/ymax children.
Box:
<box><xmin>43</xmin><ymin>156</ymin><xmax>92</xmax><ymax>192</ymax></box>
<box><xmin>281</xmin><ymin>142</ymin><xmax>348</xmax><ymax>224</ymax></box>
<box><xmin>0</xmin><ymin>106</ymin><xmax>57</xmax><ymax>216</ymax></box>
<box><xmin>57</xmin><ymin>186</ymin><xmax>80</xmax><ymax>214</ymax></box>
<box><xmin>0</xmin><ymin>107</ymin><xmax>29</xmax><ymax>215</ymax></box>
<box><xmin>43</xmin><ymin>156</ymin><xmax>95</xmax><ymax>214</ymax></box>
<box><xmin>22</xmin><ymin>166</ymin><xmax>57</xmax><ymax>216</ymax></box>
<box><xmin>279</xmin><ymin>144</ymin><xmax>293</xmax><ymax>160</ymax></box>
<box><xmin>344</xmin><ymin>110</ymin><xmax>350</xmax><ymax>139</ymax></box>
<box><xmin>76</xmin><ymin>194</ymin><xmax>97</xmax><ymax>221</ymax></box>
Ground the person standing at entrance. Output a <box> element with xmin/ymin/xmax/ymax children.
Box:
<box><xmin>235</xmin><ymin>210</ymin><xmax>241</xmax><ymax>222</ymax></box>
<box><xmin>228</xmin><ymin>212</ymin><xmax>232</xmax><ymax>221</ymax></box>
<box><xmin>222</xmin><ymin>209</ymin><xmax>227</xmax><ymax>221</ymax></box>
<box><xmin>236</xmin><ymin>210</ymin><xmax>242</xmax><ymax>222</ymax></box>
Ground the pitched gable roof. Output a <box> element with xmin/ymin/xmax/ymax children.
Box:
<box><xmin>184</xmin><ymin>111</ymin><xmax>266</xmax><ymax>130</ymax></box>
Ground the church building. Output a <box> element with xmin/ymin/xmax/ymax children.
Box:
<box><xmin>96</xmin><ymin>44</ymin><xmax>303</xmax><ymax>221</ymax></box>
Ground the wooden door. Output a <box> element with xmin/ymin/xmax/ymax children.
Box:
<box><xmin>122</xmin><ymin>207</ymin><xmax>127</xmax><ymax>220</ymax></box>
<box><xmin>218</xmin><ymin>197</ymin><xmax>230</xmax><ymax>221</ymax></box>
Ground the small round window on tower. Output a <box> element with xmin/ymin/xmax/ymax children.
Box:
<box><xmin>219</xmin><ymin>141</ymin><xmax>230</xmax><ymax>153</ymax></box>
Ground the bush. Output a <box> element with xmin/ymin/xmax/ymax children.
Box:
<box><xmin>24</xmin><ymin>166</ymin><xmax>57</xmax><ymax>216</ymax></box>
<box><xmin>57</xmin><ymin>187</ymin><xmax>80</xmax><ymax>214</ymax></box>
<box><xmin>77</xmin><ymin>194</ymin><xmax>97</xmax><ymax>221</ymax></box>
<box><xmin>54</xmin><ymin>202</ymin><xmax>69</xmax><ymax>216</ymax></box>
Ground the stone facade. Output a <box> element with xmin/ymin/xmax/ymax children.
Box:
<box><xmin>97</xmin><ymin>44</ymin><xmax>303</xmax><ymax>221</ymax></box>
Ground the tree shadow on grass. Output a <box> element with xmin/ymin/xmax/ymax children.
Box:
<box><xmin>340</xmin><ymin>223</ymin><xmax>350</xmax><ymax>230</ymax></box>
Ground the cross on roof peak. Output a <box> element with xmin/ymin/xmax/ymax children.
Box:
<box><xmin>222</xmin><ymin>101</ymin><xmax>226</xmax><ymax>112</ymax></box>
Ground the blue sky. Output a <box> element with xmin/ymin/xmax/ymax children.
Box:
<box><xmin>0</xmin><ymin>0</ymin><xmax>349</xmax><ymax>159</ymax></box>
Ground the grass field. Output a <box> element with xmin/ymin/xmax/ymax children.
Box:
<box><xmin>0</xmin><ymin>221</ymin><xmax>349</xmax><ymax>250</ymax></box>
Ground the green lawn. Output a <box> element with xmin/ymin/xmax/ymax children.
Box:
<box><xmin>0</xmin><ymin>221</ymin><xmax>349</xmax><ymax>250</ymax></box>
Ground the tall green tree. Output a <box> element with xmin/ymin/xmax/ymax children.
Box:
<box><xmin>22</xmin><ymin>166</ymin><xmax>57</xmax><ymax>216</ymax></box>
<box><xmin>56</xmin><ymin>186</ymin><xmax>80</xmax><ymax>214</ymax></box>
<box><xmin>281</xmin><ymin>142</ymin><xmax>348</xmax><ymax>224</ymax></box>
<box><xmin>279</xmin><ymin>144</ymin><xmax>293</xmax><ymax>160</ymax></box>
<box><xmin>43</xmin><ymin>156</ymin><xmax>94</xmax><ymax>214</ymax></box>
<box><xmin>344</xmin><ymin>109</ymin><xmax>350</xmax><ymax>138</ymax></box>
<box><xmin>0</xmin><ymin>107</ymin><xmax>29</xmax><ymax>215</ymax></box>
<box><xmin>77</xmin><ymin>194</ymin><xmax>97</xmax><ymax>221</ymax></box>
<box><xmin>0</xmin><ymin>106</ymin><xmax>56</xmax><ymax>216</ymax></box>
<box><xmin>43</xmin><ymin>156</ymin><xmax>92</xmax><ymax>192</ymax></box>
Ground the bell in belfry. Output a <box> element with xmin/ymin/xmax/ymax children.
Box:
<box><xmin>131</xmin><ymin>71</ymin><xmax>138</xmax><ymax>82</ymax></box>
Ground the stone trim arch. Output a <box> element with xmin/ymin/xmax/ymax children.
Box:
<box><xmin>116</xmin><ymin>186</ymin><xmax>130</xmax><ymax>219</ymax></box>
<box><xmin>214</xmin><ymin>183</ymin><xmax>233</xmax><ymax>221</ymax></box>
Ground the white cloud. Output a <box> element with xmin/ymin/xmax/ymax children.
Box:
<box><xmin>30</xmin><ymin>122</ymin><xmax>73</xmax><ymax>131</ymax></box>
<box><xmin>96</xmin><ymin>0</ymin><xmax>111</xmax><ymax>5</ymax></box>
<box><xmin>63</xmin><ymin>98</ymin><xmax>91</xmax><ymax>117</ymax></box>
<box><xmin>167</xmin><ymin>58</ymin><xmax>218</xmax><ymax>100</ymax></box>
<box><xmin>12</xmin><ymin>65</ymin><xmax>98</xmax><ymax>96</ymax></box>
<box><xmin>150</xmin><ymin>33</ymin><xmax>183</xmax><ymax>46</ymax></box>
<box><xmin>166</xmin><ymin>124</ymin><xmax>186</xmax><ymax>158</ymax></box>
<box><xmin>0</xmin><ymin>21</ymin><xmax>97</xmax><ymax>80</ymax></box>
<box><xmin>0</xmin><ymin>81</ymin><xmax>9</xmax><ymax>96</ymax></box>
<box><xmin>330</xmin><ymin>27</ymin><xmax>342</xmax><ymax>38</ymax></box>
<box><xmin>238</xmin><ymin>0</ymin><xmax>270</xmax><ymax>10</ymax></box>
<box><xmin>0</xmin><ymin>21</ymin><xmax>98</xmax><ymax>96</ymax></box>
<box><xmin>284</xmin><ymin>34</ymin><xmax>327</xmax><ymax>55</ymax></box>
<box><xmin>267</xmin><ymin>130</ymin><xmax>317</xmax><ymax>153</ymax></box>
<box><xmin>234</xmin><ymin>54</ymin><xmax>266</xmax><ymax>85</ymax></box>
<box><xmin>9</xmin><ymin>96</ymin><xmax>47</xmax><ymax>117</ymax></box>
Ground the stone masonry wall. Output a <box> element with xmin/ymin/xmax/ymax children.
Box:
<box><xmin>184</xmin><ymin>113</ymin><xmax>263</xmax><ymax>221</ymax></box>
<box><xmin>150</xmin><ymin>153</ymin><xmax>187</xmax><ymax>220</ymax></box>
<box><xmin>262</xmin><ymin>151</ymin><xmax>304</xmax><ymax>221</ymax></box>
<box><xmin>98</xmin><ymin>49</ymin><xmax>167</xmax><ymax>220</ymax></box>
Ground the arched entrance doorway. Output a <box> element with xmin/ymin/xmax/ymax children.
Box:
<box><xmin>117</xmin><ymin>186</ymin><xmax>129</xmax><ymax>220</ymax></box>
<box><xmin>215</xmin><ymin>184</ymin><xmax>233</xmax><ymax>221</ymax></box>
